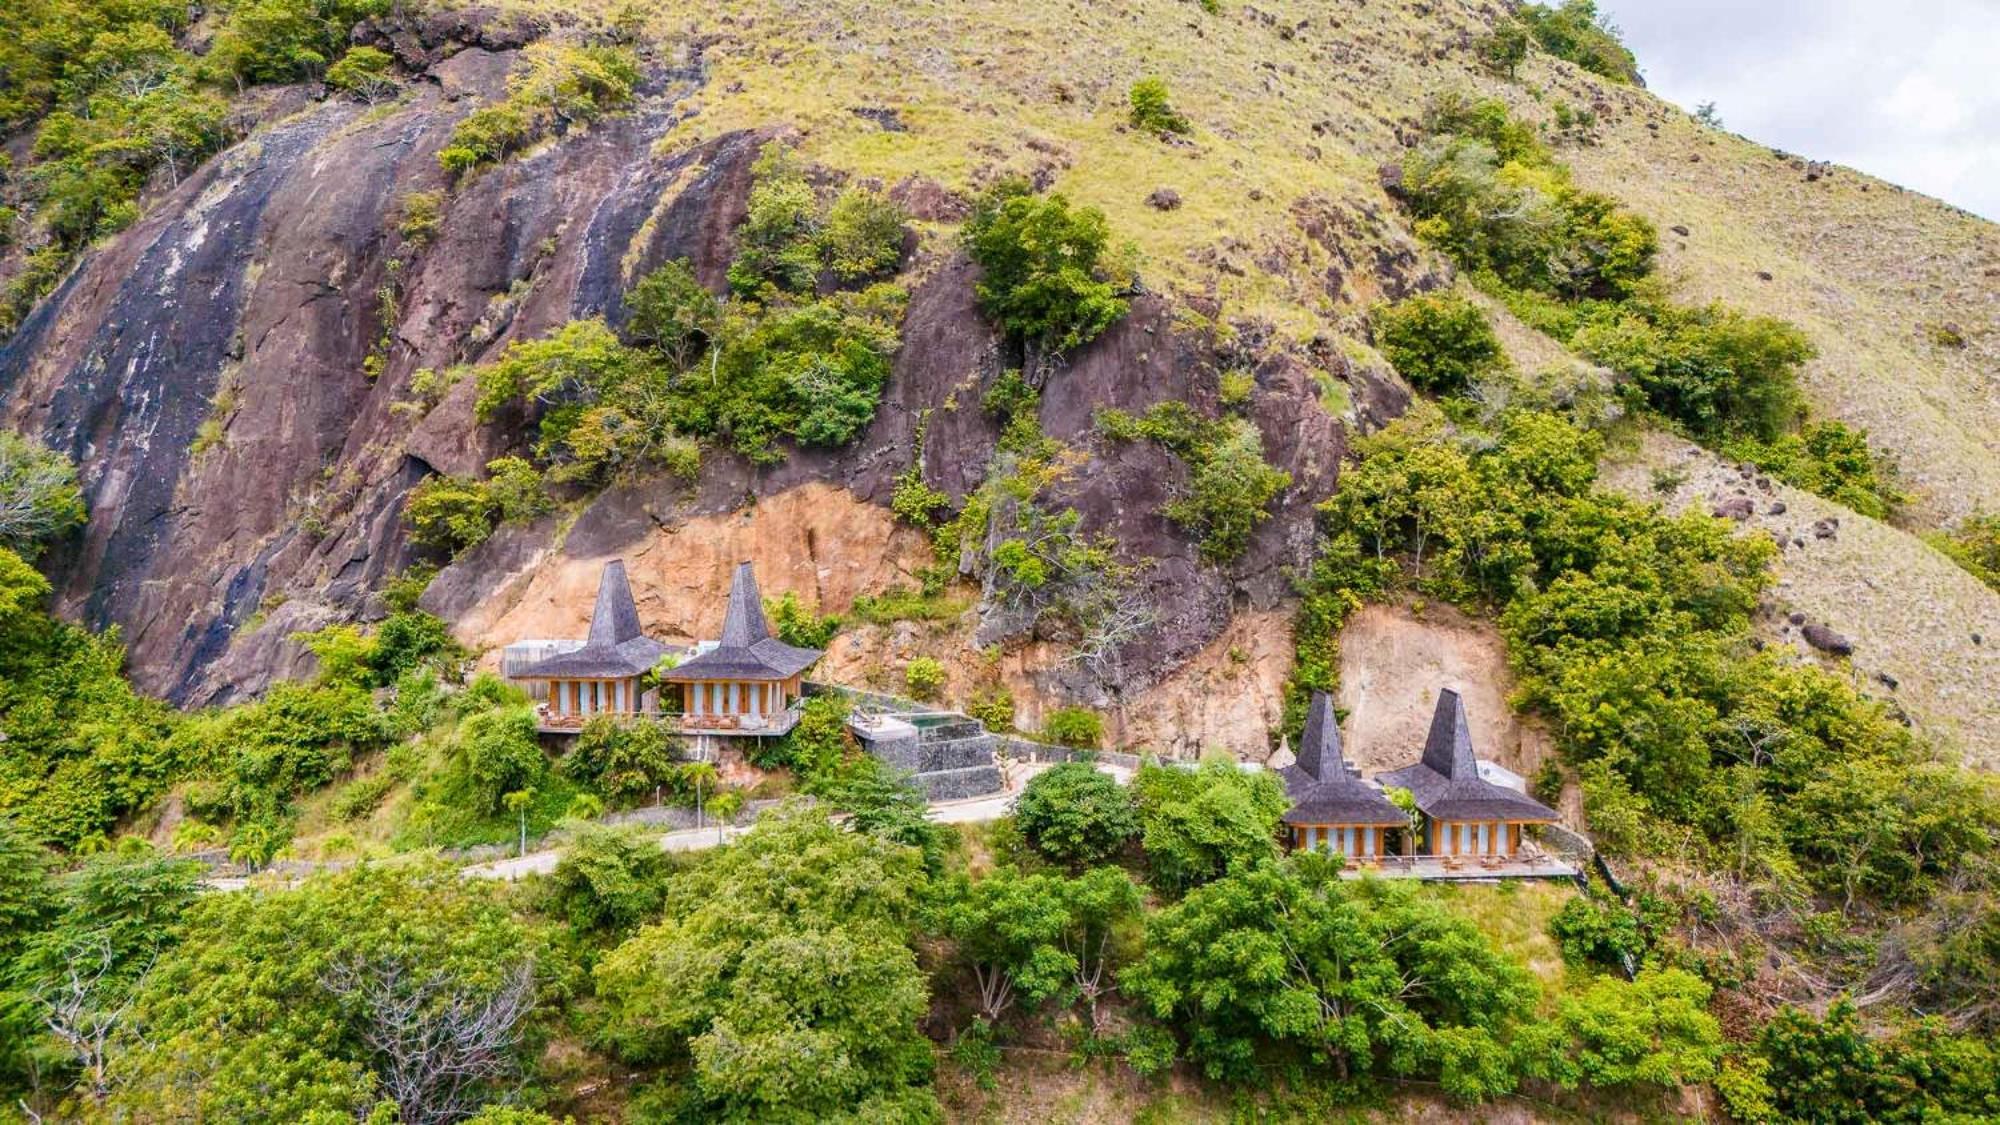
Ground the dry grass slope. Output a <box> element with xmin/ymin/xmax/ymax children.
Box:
<box><xmin>1603</xmin><ymin>430</ymin><xmax>2000</xmax><ymax>765</ymax></box>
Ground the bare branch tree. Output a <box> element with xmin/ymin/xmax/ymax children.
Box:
<box><xmin>322</xmin><ymin>956</ymin><xmax>538</xmax><ymax>1125</ymax></box>
<box><xmin>31</xmin><ymin>936</ymin><xmax>145</xmax><ymax>1102</ymax></box>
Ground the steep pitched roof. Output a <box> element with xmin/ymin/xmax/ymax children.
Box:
<box><xmin>516</xmin><ymin>561</ymin><xmax>673</xmax><ymax>679</ymax></box>
<box><xmin>1378</xmin><ymin>689</ymin><xmax>1558</xmax><ymax>822</ymax></box>
<box><xmin>661</xmin><ymin>561</ymin><xmax>822</xmax><ymax>682</ymax></box>
<box><xmin>1279</xmin><ymin>692</ymin><xmax>1406</xmax><ymax>827</ymax></box>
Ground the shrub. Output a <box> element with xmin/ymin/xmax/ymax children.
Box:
<box><xmin>563</xmin><ymin>718</ymin><xmax>681</xmax><ymax>800</ymax></box>
<box><xmin>1372</xmin><ymin>292</ymin><xmax>1507</xmax><ymax>394</ymax></box>
<box><xmin>1926</xmin><ymin>512</ymin><xmax>2000</xmax><ymax>593</ymax></box>
<box><xmin>1399</xmin><ymin>96</ymin><xmax>1655</xmax><ymax>299</ymax></box>
<box><xmin>1161</xmin><ymin>417</ymin><xmax>1291</xmax><ymax>564</ymax></box>
<box><xmin>0</xmin><ymin>432</ymin><xmax>86</xmax><ymax>557</ymax></box>
<box><xmin>1128</xmin><ymin>77</ymin><xmax>1190</xmax><ymax>136</ymax></box>
<box><xmin>966</xmin><ymin>688</ymin><xmax>1015</xmax><ymax>732</ymax></box>
<box><xmin>1013</xmin><ymin>761</ymin><xmax>1138</xmax><ymax>869</ymax></box>
<box><xmin>1099</xmin><ymin>404</ymin><xmax>1289</xmax><ymax>563</ymax></box>
<box><xmin>727</xmin><ymin>141</ymin><xmax>823</xmax><ymax>296</ymax></box>
<box><xmin>1518</xmin><ymin>1</ymin><xmax>1641</xmax><ymax>85</ymax></box>
<box><xmin>1040</xmin><ymin>706</ymin><xmax>1104</xmax><ymax>749</ymax></box>
<box><xmin>1724</xmin><ymin>421</ymin><xmax>1902</xmax><ymax>519</ymax></box>
<box><xmin>437</xmin><ymin>43</ymin><xmax>638</xmax><ymax>175</ymax></box>
<box><xmin>963</xmin><ymin>178</ymin><xmax>1129</xmax><ymax>352</ymax></box>
<box><xmin>822</xmin><ymin>187</ymin><xmax>908</xmax><ymax>282</ymax></box>
<box><xmin>1571</xmin><ymin>300</ymin><xmax>1812</xmax><ymax>442</ymax></box>
<box><xmin>397</xmin><ymin>190</ymin><xmax>444</xmax><ymax>249</ymax></box>
<box><xmin>624</xmin><ymin>257</ymin><xmax>719</xmax><ymax>367</ymax></box>
<box><xmin>325</xmin><ymin>45</ymin><xmax>398</xmax><ymax>103</ymax></box>
<box><xmin>764</xmin><ymin>591</ymin><xmax>840</xmax><ymax>649</ymax></box>
<box><xmin>904</xmin><ymin>656</ymin><xmax>945</xmax><ymax>701</ymax></box>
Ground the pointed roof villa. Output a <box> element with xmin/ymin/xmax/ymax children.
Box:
<box><xmin>1378</xmin><ymin>688</ymin><xmax>1558</xmax><ymax>822</ymax></box>
<box><xmin>516</xmin><ymin>561</ymin><xmax>672</xmax><ymax>680</ymax></box>
<box><xmin>1279</xmin><ymin>692</ymin><xmax>1406</xmax><ymax>828</ymax></box>
<box><xmin>661</xmin><ymin>561</ymin><xmax>822</xmax><ymax>683</ymax></box>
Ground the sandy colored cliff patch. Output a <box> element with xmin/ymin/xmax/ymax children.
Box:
<box><xmin>1335</xmin><ymin>601</ymin><xmax>1552</xmax><ymax>781</ymax></box>
<box><xmin>1108</xmin><ymin>610</ymin><xmax>1295</xmax><ymax>760</ymax></box>
<box><xmin>460</xmin><ymin>483</ymin><xmax>933</xmax><ymax>660</ymax></box>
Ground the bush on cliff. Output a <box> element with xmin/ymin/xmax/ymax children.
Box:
<box><xmin>963</xmin><ymin>178</ymin><xmax>1130</xmax><ymax>353</ymax></box>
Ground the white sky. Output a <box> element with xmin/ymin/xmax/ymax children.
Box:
<box><xmin>1602</xmin><ymin>0</ymin><xmax>2000</xmax><ymax>221</ymax></box>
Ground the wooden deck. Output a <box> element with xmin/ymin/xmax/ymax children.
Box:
<box><xmin>1337</xmin><ymin>851</ymin><xmax>1578</xmax><ymax>881</ymax></box>
<box><xmin>535</xmin><ymin>707</ymin><xmax>801</xmax><ymax>737</ymax></box>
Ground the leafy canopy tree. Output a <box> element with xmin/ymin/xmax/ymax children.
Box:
<box><xmin>1517</xmin><ymin>0</ymin><xmax>1641</xmax><ymax>85</ymax></box>
<box><xmin>1131</xmin><ymin>755</ymin><xmax>1287</xmax><ymax>892</ymax></box>
<box><xmin>930</xmin><ymin>869</ymin><xmax>1074</xmax><ymax>1024</ymax></box>
<box><xmin>106</xmin><ymin>864</ymin><xmax>552</xmax><ymax>1124</ymax></box>
<box><xmin>1122</xmin><ymin>860</ymin><xmax>1538</xmax><ymax>1096</ymax></box>
<box><xmin>962</xmin><ymin>177</ymin><xmax>1130</xmax><ymax>353</ymax></box>
<box><xmin>1012</xmin><ymin>760</ymin><xmax>1139</xmax><ymax>870</ymax></box>
<box><xmin>1541</xmin><ymin>968</ymin><xmax>1724</xmax><ymax>1090</ymax></box>
<box><xmin>7</xmin><ymin>847</ymin><xmax>202</xmax><ymax>1107</ymax></box>
<box><xmin>594</xmin><ymin>807</ymin><xmax>939</xmax><ymax>1120</ymax></box>
<box><xmin>1371</xmin><ymin>291</ymin><xmax>1507</xmax><ymax>395</ymax></box>
<box><xmin>543</xmin><ymin>823</ymin><xmax>672</xmax><ymax>937</ymax></box>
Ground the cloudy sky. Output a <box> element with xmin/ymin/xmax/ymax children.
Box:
<box><xmin>1603</xmin><ymin>0</ymin><xmax>2000</xmax><ymax>221</ymax></box>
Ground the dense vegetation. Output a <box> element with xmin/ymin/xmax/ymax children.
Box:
<box><xmin>1096</xmin><ymin>401</ymin><xmax>1291</xmax><ymax>563</ymax></box>
<box><xmin>1286</xmin><ymin>397</ymin><xmax>1999</xmax><ymax>1120</ymax></box>
<box><xmin>408</xmin><ymin>142</ymin><xmax>910</xmax><ymax>555</ymax></box>
<box><xmin>0</xmin><ymin>0</ymin><xmax>393</xmax><ymax>337</ymax></box>
<box><xmin>1390</xmin><ymin>95</ymin><xmax>1902</xmax><ymax>516</ymax></box>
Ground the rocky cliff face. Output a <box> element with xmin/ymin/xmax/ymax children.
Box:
<box><xmin>0</xmin><ymin>15</ymin><xmax>1405</xmax><ymax>715</ymax></box>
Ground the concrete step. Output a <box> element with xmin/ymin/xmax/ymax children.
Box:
<box><xmin>917</xmin><ymin>765</ymin><xmax>1005</xmax><ymax>801</ymax></box>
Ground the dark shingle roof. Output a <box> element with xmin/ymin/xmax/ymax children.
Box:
<box><xmin>516</xmin><ymin>561</ymin><xmax>672</xmax><ymax>679</ymax></box>
<box><xmin>661</xmin><ymin>561</ymin><xmax>822</xmax><ymax>683</ymax></box>
<box><xmin>1280</xmin><ymin>692</ymin><xmax>1407</xmax><ymax>827</ymax></box>
<box><xmin>1378</xmin><ymin>689</ymin><xmax>1558</xmax><ymax>822</ymax></box>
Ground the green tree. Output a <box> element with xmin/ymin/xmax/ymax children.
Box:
<box><xmin>932</xmin><ymin>869</ymin><xmax>1074</xmax><ymax>1022</ymax></box>
<box><xmin>821</xmin><ymin>187</ymin><xmax>908</xmax><ymax>282</ymax></box>
<box><xmin>1013</xmin><ymin>761</ymin><xmax>1138</xmax><ymax>870</ymax></box>
<box><xmin>107</xmin><ymin>864</ymin><xmax>551</xmax><ymax>1123</ymax></box>
<box><xmin>1131</xmin><ymin>756</ymin><xmax>1286</xmax><ymax>891</ymax></box>
<box><xmin>1161</xmin><ymin>416</ymin><xmax>1291</xmax><ymax>563</ymax></box>
<box><xmin>1123</xmin><ymin>861</ymin><xmax>1536</xmax><ymax>1093</ymax></box>
<box><xmin>594</xmin><ymin>808</ymin><xmax>938</xmax><ymax>1119</ymax></box>
<box><xmin>1477</xmin><ymin>20</ymin><xmax>1531</xmax><ymax>78</ymax></box>
<box><xmin>543</xmin><ymin>823</ymin><xmax>670</xmax><ymax>936</ymax></box>
<box><xmin>625</xmin><ymin>258</ymin><xmax>720</xmax><ymax>368</ymax></box>
<box><xmin>1549</xmin><ymin>968</ymin><xmax>1723</xmax><ymax>1089</ymax></box>
<box><xmin>963</xmin><ymin>178</ymin><xmax>1129</xmax><ymax>352</ymax></box>
<box><xmin>1517</xmin><ymin>1</ymin><xmax>1641</xmax><ymax>85</ymax></box>
<box><xmin>324</xmin><ymin>45</ymin><xmax>397</xmax><ymax>103</ymax></box>
<box><xmin>1371</xmin><ymin>292</ymin><xmax>1506</xmax><ymax>395</ymax></box>
<box><xmin>451</xmin><ymin>705</ymin><xmax>546</xmax><ymax>814</ymax></box>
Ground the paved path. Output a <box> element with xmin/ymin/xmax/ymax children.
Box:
<box><xmin>210</xmin><ymin>760</ymin><xmax>1132</xmax><ymax>889</ymax></box>
<box><xmin>460</xmin><ymin>761</ymin><xmax>1135</xmax><ymax>881</ymax></box>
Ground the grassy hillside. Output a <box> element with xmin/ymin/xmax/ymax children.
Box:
<box><xmin>466</xmin><ymin>0</ymin><xmax>2000</xmax><ymax>523</ymax></box>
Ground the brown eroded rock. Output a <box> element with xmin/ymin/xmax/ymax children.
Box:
<box><xmin>454</xmin><ymin>483</ymin><xmax>932</xmax><ymax>664</ymax></box>
<box><xmin>1334</xmin><ymin>601</ymin><xmax>1553</xmax><ymax>782</ymax></box>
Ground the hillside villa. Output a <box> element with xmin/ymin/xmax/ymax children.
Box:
<box><xmin>1280</xmin><ymin>688</ymin><xmax>1563</xmax><ymax>870</ymax></box>
<box><xmin>508</xmin><ymin>559</ymin><xmax>821</xmax><ymax>738</ymax></box>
